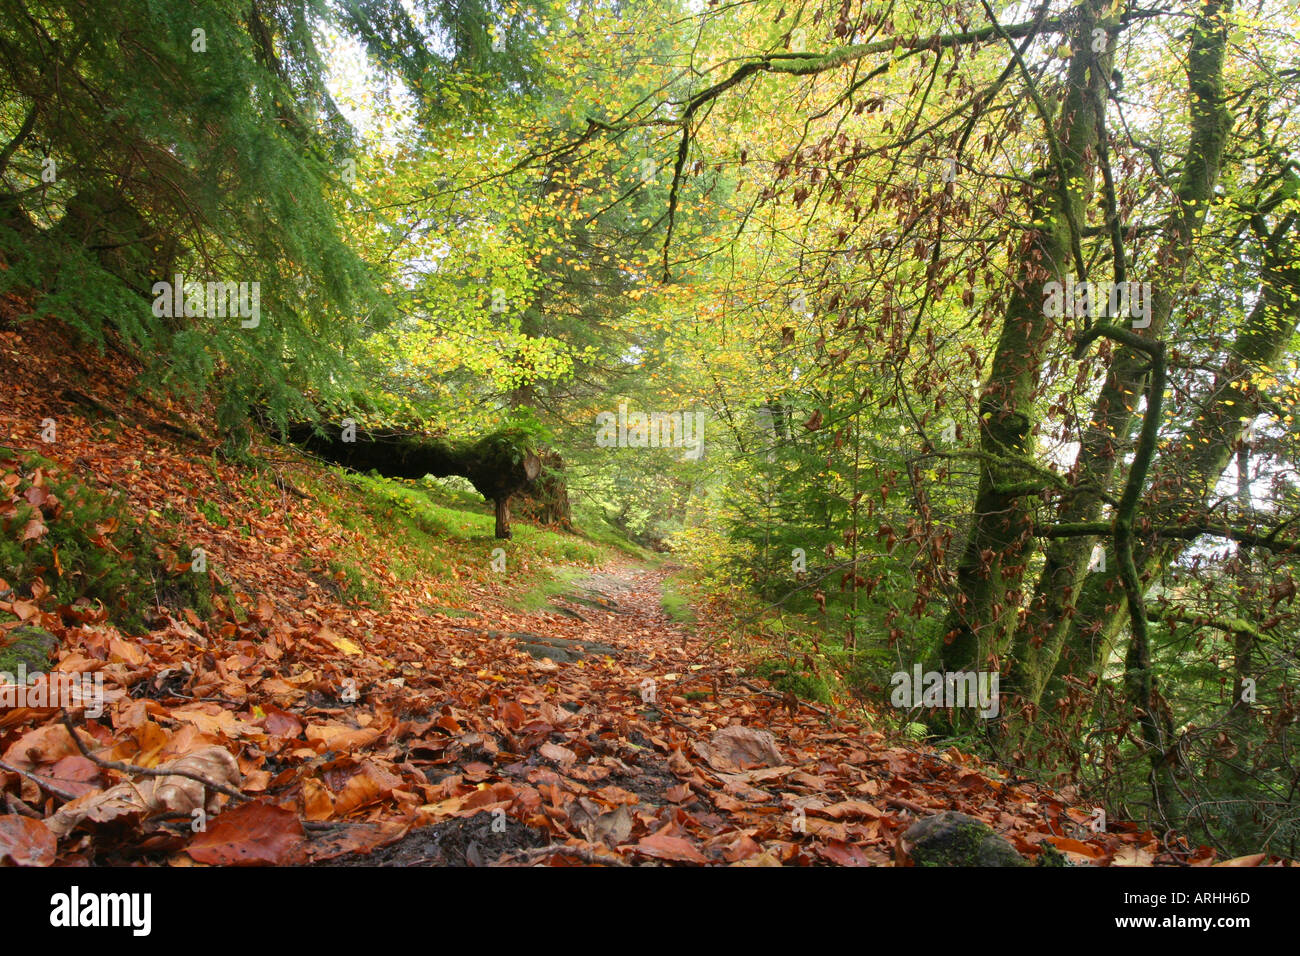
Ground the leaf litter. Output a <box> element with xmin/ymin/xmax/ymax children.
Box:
<box><xmin>0</xmin><ymin>318</ymin><xmax>1249</xmax><ymax>867</ymax></box>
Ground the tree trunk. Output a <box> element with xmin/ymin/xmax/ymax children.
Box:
<box><xmin>1007</xmin><ymin>0</ymin><xmax>1233</xmax><ymax>708</ymax></box>
<box><xmin>937</xmin><ymin>0</ymin><xmax>1111</xmax><ymax>677</ymax></box>
<box><xmin>1231</xmin><ymin>446</ymin><xmax>1255</xmax><ymax>734</ymax></box>
<box><xmin>286</xmin><ymin>422</ymin><xmax>541</xmax><ymax>539</ymax></box>
<box><xmin>1053</xmin><ymin>228</ymin><xmax>1299</xmax><ymax>689</ymax></box>
<box><xmin>494</xmin><ymin>495</ymin><xmax>511</xmax><ymax>539</ymax></box>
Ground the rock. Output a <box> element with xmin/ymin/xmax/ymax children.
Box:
<box><xmin>900</xmin><ymin>811</ymin><xmax>1028</xmax><ymax>867</ymax></box>
<box><xmin>707</xmin><ymin>725</ymin><xmax>784</xmax><ymax>769</ymax></box>
<box><xmin>460</xmin><ymin>627</ymin><xmax>621</xmax><ymax>662</ymax></box>
<box><xmin>507</xmin><ymin>632</ymin><xmax>617</xmax><ymax>661</ymax></box>
<box><xmin>549</xmin><ymin>605</ymin><xmax>587</xmax><ymax>622</ymax></box>
<box><xmin>0</xmin><ymin>626</ymin><xmax>59</xmax><ymax>676</ymax></box>
<box><xmin>559</xmin><ymin>592</ymin><xmax>621</xmax><ymax>613</ymax></box>
<box><xmin>516</xmin><ymin>643</ymin><xmax>577</xmax><ymax>663</ymax></box>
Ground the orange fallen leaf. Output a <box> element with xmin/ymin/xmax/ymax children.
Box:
<box><xmin>186</xmin><ymin>802</ymin><xmax>306</xmax><ymax>866</ymax></box>
<box><xmin>630</xmin><ymin>832</ymin><xmax>708</xmax><ymax>864</ymax></box>
<box><xmin>0</xmin><ymin>816</ymin><xmax>56</xmax><ymax>866</ymax></box>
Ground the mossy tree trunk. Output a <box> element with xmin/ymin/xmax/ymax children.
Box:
<box><xmin>937</xmin><ymin>0</ymin><xmax>1112</xmax><ymax>680</ymax></box>
<box><xmin>286</xmin><ymin>423</ymin><xmax>541</xmax><ymax>539</ymax></box>
<box><xmin>1007</xmin><ymin>0</ymin><xmax>1234</xmax><ymax>708</ymax></box>
<box><xmin>1053</xmin><ymin>218</ymin><xmax>1299</xmax><ymax>691</ymax></box>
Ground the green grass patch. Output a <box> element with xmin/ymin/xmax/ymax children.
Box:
<box><xmin>193</xmin><ymin>497</ymin><xmax>228</xmax><ymax>528</ymax></box>
<box><xmin>661</xmin><ymin>571</ymin><xmax>695</xmax><ymax>624</ymax></box>
<box><xmin>326</xmin><ymin>557</ymin><xmax>389</xmax><ymax>611</ymax></box>
<box><xmin>280</xmin><ymin>463</ymin><xmax>654</xmax><ymax>615</ymax></box>
<box><xmin>505</xmin><ymin>565</ymin><xmax>588</xmax><ymax>613</ymax></box>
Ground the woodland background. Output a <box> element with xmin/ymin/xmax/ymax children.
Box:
<box><xmin>0</xmin><ymin>0</ymin><xmax>1297</xmax><ymax>861</ymax></box>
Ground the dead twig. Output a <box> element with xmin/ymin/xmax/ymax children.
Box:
<box><xmin>58</xmin><ymin>710</ymin><xmax>247</xmax><ymax>802</ymax></box>
<box><xmin>0</xmin><ymin>758</ymin><xmax>82</xmax><ymax>802</ymax></box>
<box><xmin>3</xmin><ymin>791</ymin><xmax>44</xmax><ymax>818</ymax></box>
<box><xmin>498</xmin><ymin>843</ymin><xmax>631</xmax><ymax>867</ymax></box>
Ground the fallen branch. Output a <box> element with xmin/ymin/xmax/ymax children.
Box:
<box><xmin>885</xmin><ymin>795</ymin><xmax>933</xmax><ymax>815</ymax></box>
<box><xmin>499</xmin><ymin>843</ymin><xmax>631</xmax><ymax>867</ymax></box>
<box><xmin>59</xmin><ymin>710</ymin><xmax>247</xmax><ymax>802</ymax></box>
<box><xmin>273</xmin><ymin>471</ymin><xmax>314</xmax><ymax>501</ymax></box>
<box><xmin>736</xmin><ymin>679</ymin><xmax>834</xmax><ymax>719</ymax></box>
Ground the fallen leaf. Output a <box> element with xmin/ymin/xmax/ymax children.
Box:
<box><xmin>186</xmin><ymin>802</ymin><xmax>306</xmax><ymax>866</ymax></box>
<box><xmin>630</xmin><ymin>832</ymin><xmax>708</xmax><ymax>864</ymax></box>
<box><xmin>0</xmin><ymin>816</ymin><xmax>56</xmax><ymax>866</ymax></box>
<box><xmin>708</xmin><ymin>725</ymin><xmax>783</xmax><ymax>769</ymax></box>
<box><xmin>45</xmin><ymin>745</ymin><xmax>241</xmax><ymax>838</ymax></box>
<box><xmin>539</xmin><ymin>742</ymin><xmax>577</xmax><ymax>767</ymax></box>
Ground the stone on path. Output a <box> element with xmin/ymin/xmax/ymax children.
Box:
<box><xmin>899</xmin><ymin>811</ymin><xmax>1028</xmax><ymax>867</ymax></box>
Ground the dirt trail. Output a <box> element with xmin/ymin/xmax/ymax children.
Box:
<box><xmin>327</xmin><ymin>562</ymin><xmax>729</xmax><ymax>866</ymax></box>
<box><xmin>320</xmin><ymin>561</ymin><xmax>1115</xmax><ymax>866</ymax></box>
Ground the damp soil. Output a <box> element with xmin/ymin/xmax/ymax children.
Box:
<box><xmin>315</xmin><ymin>813</ymin><xmax>549</xmax><ymax>866</ymax></box>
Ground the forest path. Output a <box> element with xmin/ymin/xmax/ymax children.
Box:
<box><xmin>502</xmin><ymin>563</ymin><xmax>690</xmax><ymax>666</ymax></box>
<box><xmin>321</xmin><ymin>558</ymin><xmax>1073</xmax><ymax>866</ymax></box>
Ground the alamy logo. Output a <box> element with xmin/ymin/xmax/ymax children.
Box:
<box><xmin>0</xmin><ymin>666</ymin><xmax>104</xmax><ymax>718</ymax></box>
<box><xmin>595</xmin><ymin>403</ymin><xmax>706</xmax><ymax>460</ymax></box>
<box><xmin>890</xmin><ymin>665</ymin><xmax>1000</xmax><ymax>718</ymax></box>
<box><xmin>152</xmin><ymin>274</ymin><xmax>260</xmax><ymax>328</ymax></box>
<box><xmin>1042</xmin><ymin>278</ymin><xmax>1152</xmax><ymax>329</ymax></box>
<box><xmin>49</xmin><ymin>886</ymin><xmax>151</xmax><ymax>936</ymax></box>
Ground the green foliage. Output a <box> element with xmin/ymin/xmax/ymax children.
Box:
<box><xmin>0</xmin><ymin>0</ymin><xmax>399</xmax><ymax>432</ymax></box>
<box><xmin>751</xmin><ymin>656</ymin><xmax>832</xmax><ymax>706</ymax></box>
<box><xmin>0</xmin><ymin>0</ymin><xmax>562</xmax><ymax>438</ymax></box>
<box><xmin>568</xmin><ymin>499</ymin><xmax>655</xmax><ymax>559</ymax></box>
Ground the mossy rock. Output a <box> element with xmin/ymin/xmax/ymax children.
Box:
<box><xmin>516</xmin><ymin>642</ymin><xmax>578</xmax><ymax>663</ymax></box>
<box><xmin>901</xmin><ymin>811</ymin><xmax>1029</xmax><ymax>867</ymax></box>
<box><xmin>530</xmin><ymin>635</ymin><xmax>618</xmax><ymax>657</ymax></box>
<box><xmin>494</xmin><ymin>630</ymin><xmax>618</xmax><ymax>661</ymax></box>
<box><xmin>0</xmin><ymin>626</ymin><xmax>59</xmax><ymax>676</ymax></box>
<box><xmin>1035</xmin><ymin>842</ymin><xmax>1071</xmax><ymax>867</ymax></box>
